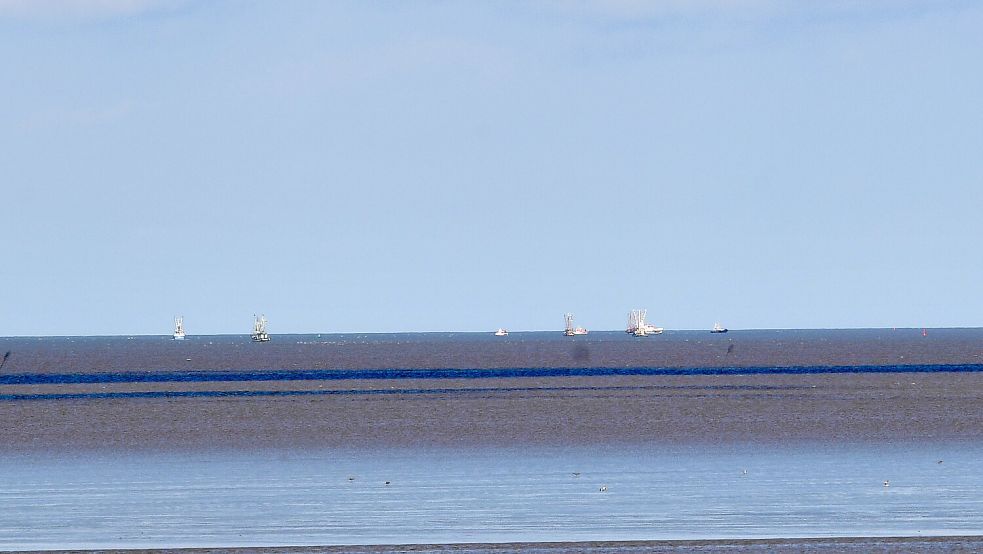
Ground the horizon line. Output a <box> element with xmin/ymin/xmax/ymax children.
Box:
<box><xmin>0</xmin><ymin>326</ymin><xmax>972</xmax><ymax>339</ymax></box>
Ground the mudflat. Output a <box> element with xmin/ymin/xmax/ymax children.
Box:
<box><xmin>3</xmin><ymin>371</ymin><xmax>981</xmax><ymax>452</ymax></box>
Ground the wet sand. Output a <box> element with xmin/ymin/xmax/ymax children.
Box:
<box><xmin>4</xmin><ymin>371</ymin><xmax>982</xmax><ymax>452</ymax></box>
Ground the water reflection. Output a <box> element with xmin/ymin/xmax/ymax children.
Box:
<box><xmin>1</xmin><ymin>442</ymin><xmax>980</xmax><ymax>550</ymax></box>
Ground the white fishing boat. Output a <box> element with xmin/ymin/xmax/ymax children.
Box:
<box><xmin>563</xmin><ymin>313</ymin><xmax>588</xmax><ymax>336</ymax></box>
<box><xmin>494</xmin><ymin>328</ymin><xmax>508</xmax><ymax>336</ymax></box>
<box><xmin>711</xmin><ymin>322</ymin><xmax>728</xmax><ymax>333</ymax></box>
<box><xmin>627</xmin><ymin>309</ymin><xmax>663</xmax><ymax>337</ymax></box>
<box><xmin>173</xmin><ymin>316</ymin><xmax>186</xmax><ymax>340</ymax></box>
<box><xmin>251</xmin><ymin>314</ymin><xmax>271</xmax><ymax>342</ymax></box>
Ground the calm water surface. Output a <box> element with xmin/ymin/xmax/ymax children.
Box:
<box><xmin>1</xmin><ymin>442</ymin><xmax>981</xmax><ymax>550</ymax></box>
<box><xmin>3</xmin><ymin>328</ymin><xmax>983</xmax><ymax>374</ymax></box>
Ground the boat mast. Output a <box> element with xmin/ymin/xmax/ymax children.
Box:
<box><xmin>628</xmin><ymin>309</ymin><xmax>649</xmax><ymax>336</ymax></box>
<box><xmin>252</xmin><ymin>314</ymin><xmax>270</xmax><ymax>341</ymax></box>
<box><xmin>564</xmin><ymin>313</ymin><xmax>575</xmax><ymax>334</ymax></box>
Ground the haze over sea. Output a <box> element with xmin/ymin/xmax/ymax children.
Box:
<box><xmin>2</xmin><ymin>329</ymin><xmax>983</xmax><ymax>551</ymax></box>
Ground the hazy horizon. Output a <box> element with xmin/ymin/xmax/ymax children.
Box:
<box><xmin>0</xmin><ymin>324</ymin><xmax>968</xmax><ymax>340</ymax></box>
<box><xmin>3</xmin><ymin>1</ymin><xmax>981</xmax><ymax>336</ymax></box>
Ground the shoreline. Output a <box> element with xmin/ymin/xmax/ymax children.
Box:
<box><xmin>14</xmin><ymin>535</ymin><xmax>983</xmax><ymax>553</ymax></box>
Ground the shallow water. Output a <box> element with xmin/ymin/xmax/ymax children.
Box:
<box><xmin>1</xmin><ymin>442</ymin><xmax>981</xmax><ymax>550</ymax></box>
<box><xmin>3</xmin><ymin>331</ymin><xmax>983</xmax><ymax>550</ymax></box>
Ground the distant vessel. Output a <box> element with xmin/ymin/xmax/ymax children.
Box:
<box><xmin>563</xmin><ymin>313</ymin><xmax>588</xmax><ymax>336</ymax></box>
<box><xmin>251</xmin><ymin>314</ymin><xmax>271</xmax><ymax>342</ymax></box>
<box><xmin>711</xmin><ymin>322</ymin><xmax>728</xmax><ymax>333</ymax></box>
<box><xmin>494</xmin><ymin>328</ymin><xmax>508</xmax><ymax>336</ymax></box>
<box><xmin>173</xmin><ymin>316</ymin><xmax>186</xmax><ymax>340</ymax></box>
<box><xmin>626</xmin><ymin>309</ymin><xmax>663</xmax><ymax>337</ymax></box>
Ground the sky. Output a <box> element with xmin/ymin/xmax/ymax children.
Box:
<box><xmin>1</xmin><ymin>0</ymin><xmax>982</xmax><ymax>336</ymax></box>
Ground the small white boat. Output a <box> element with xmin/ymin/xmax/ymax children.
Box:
<box><xmin>711</xmin><ymin>322</ymin><xmax>728</xmax><ymax>333</ymax></box>
<box><xmin>494</xmin><ymin>328</ymin><xmax>508</xmax><ymax>336</ymax></box>
<box><xmin>563</xmin><ymin>314</ymin><xmax>588</xmax><ymax>336</ymax></box>
<box><xmin>173</xmin><ymin>316</ymin><xmax>186</xmax><ymax>340</ymax></box>
<box><xmin>643</xmin><ymin>324</ymin><xmax>664</xmax><ymax>334</ymax></box>
<box><xmin>251</xmin><ymin>314</ymin><xmax>271</xmax><ymax>342</ymax></box>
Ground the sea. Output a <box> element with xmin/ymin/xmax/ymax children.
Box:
<box><xmin>1</xmin><ymin>329</ymin><xmax>983</xmax><ymax>551</ymax></box>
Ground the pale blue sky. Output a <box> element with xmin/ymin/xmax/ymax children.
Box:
<box><xmin>2</xmin><ymin>1</ymin><xmax>981</xmax><ymax>336</ymax></box>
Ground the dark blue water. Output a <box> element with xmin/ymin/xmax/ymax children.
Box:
<box><xmin>3</xmin><ymin>363</ymin><xmax>983</xmax><ymax>403</ymax></box>
<box><xmin>4</xmin><ymin>363</ymin><xmax>983</xmax><ymax>387</ymax></box>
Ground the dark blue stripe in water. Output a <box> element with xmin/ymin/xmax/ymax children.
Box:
<box><xmin>0</xmin><ymin>387</ymin><xmax>497</xmax><ymax>402</ymax></box>
<box><xmin>3</xmin><ymin>364</ymin><xmax>983</xmax><ymax>385</ymax></box>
